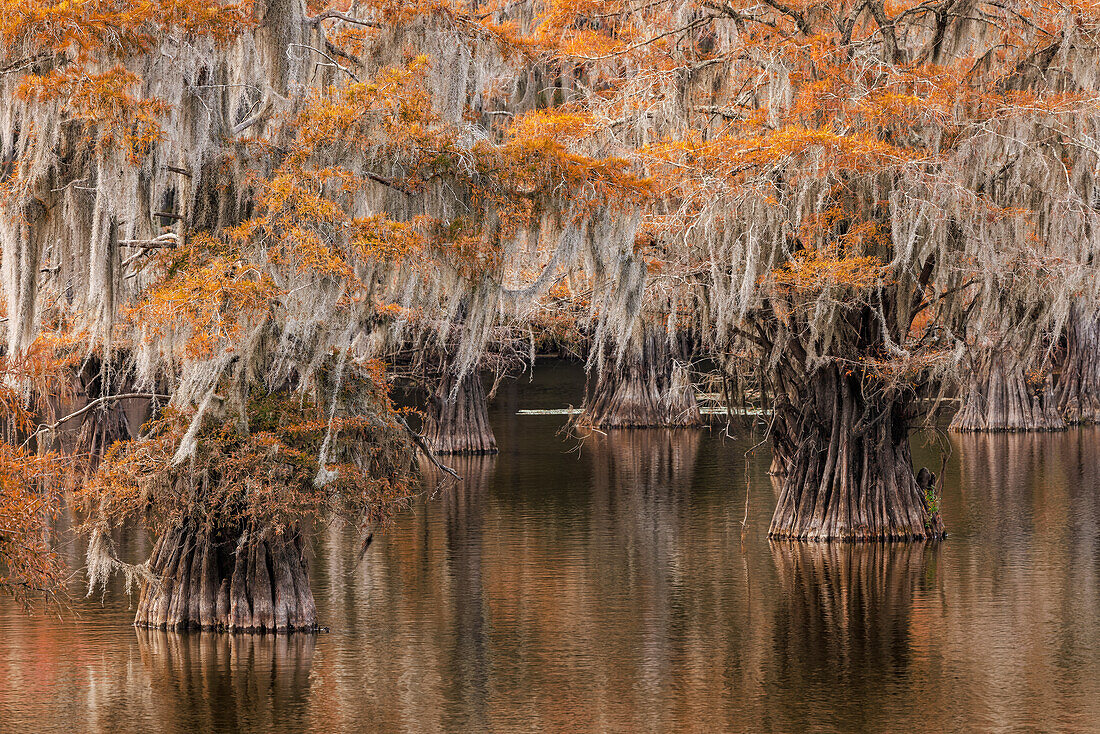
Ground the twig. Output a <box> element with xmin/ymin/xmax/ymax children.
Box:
<box><xmin>307</xmin><ymin>9</ymin><xmax>383</xmax><ymax>29</ymax></box>
<box><xmin>366</xmin><ymin>171</ymin><xmax>415</xmax><ymax>195</ymax></box>
<box><xmin>288</xmin><ymin>43</ymin><xmax>361</xmax><ymax>82</ymax></box>
<box><xmin>742</xmin><ymin>409</ymin><xmax>780</xmax><ymax>545</ymax></box>
<box><xmin>162</xmin><ymin>165</ymin><xmax>192</xmax><ymax>178</ymax></box>
<box><xmin>395</xmin><ymin>415</ymin><xmax>461</xmax><ymax>480</ymax></box>
<box><xmin>232</xmin><ymin>89</ymin><xmax>274</xmax><ymax>136</ymax></box>
<box><xmin>27</xmin><ymin>393</ymin><xmax>169</xmax><ymax>445</ymax></box>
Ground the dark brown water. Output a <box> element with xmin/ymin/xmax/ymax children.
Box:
<box><xmin>2</xmin><ymin>363</ymin><xmax>1100</xmax><ymax>733</ymax></box>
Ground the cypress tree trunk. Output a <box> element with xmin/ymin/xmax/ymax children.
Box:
<box><xmin>769</xmin><ymin>366</ymin><xmax>944</xmax><ymax>541</ymax></box>
<box><xmin>585</xmin><ymin>328</ymin><xmax>702</xmax><ymax>428</ymax></box>
<box><xmin>1055</xmin><ymin>309</ymin><xmax>1100</xmax><ymax>425</ymax></box>
<box><xmin>768</xmin><ymin>445</ymin><xmax>792</xmax><ymax>477</ymax></box>
<box><xmin>134</xmin><ymin>520</ymin><xmax>317</xmax><ymax>633</ymax></box>
<box><xmin>424</xmin><ymin>370</ymin><xmax>497</xmax><ymax>455</ymax></box>
<box><xmin>950</xmin><ymin>356</ymin><xmax>1065</xmax><ymax>432</ymax></box>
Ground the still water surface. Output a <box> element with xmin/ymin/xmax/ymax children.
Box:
<box><xmin>2</xmin><ymin>363</ymin><xmax>1100</xmax><ymax>732</ymax></box>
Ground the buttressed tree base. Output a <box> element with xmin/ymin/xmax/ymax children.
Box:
<box><xmin>2</xmin><ymin>1</ymin><xmax>1100</xmax><ymax>617</ymax></box>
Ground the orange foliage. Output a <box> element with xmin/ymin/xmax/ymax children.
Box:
<box><xmin>18</xmin><ymin>63</ymin><xmax>168</xmax><ymax>158</ymax></box>
<box><xmin>0</xmin><ymin>0</ymin><xmax>253</xmax><ymax>54</ymax></box>
<box><xmin>769</xmin><ymin>248</ymin><xmax>890</xmax><ymax>297</ymax></box>
<box><xmin>0</xmin><ymin>350</ymin><xmax>72</xmax><ymax>604</ymax></box>
<box><xmin>128</xmin><ymin>234</ymin><xmax>276</xmax><ymax>359</ymax></box>
<box><xmin>84</xmin><ymin>361</ymin><xmax>415</xmax><ymax>537</ymax></box>
<box><xmin>0</xmin><ymin>444</ymin><xmax>63</xmax><ymax>602</ymax></box>
<box><xmin>4</xmin><ymin>0</ymin><xmax>1098</xmax><ymax>596</ymax></box>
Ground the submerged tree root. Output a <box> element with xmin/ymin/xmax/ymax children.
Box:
<box><xmin>134</xmin><ymin>522</ymin><xmax>318</xmax><ymax>633</ymax></box>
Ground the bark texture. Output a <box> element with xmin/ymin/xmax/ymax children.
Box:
<box><xmin>769</xmin><ymin>367</ymin><xmax>944</xmax><ymax>541</ymax></box>
<box><xmin>768</xmin><ymin>447</ymin><xmax>791</xmax><ymax>477</ymax></box>
<box><xmin>424</xmin><ymin>370</ymin><xmax>497</xmax><ymax>455</ymax></box>
<box><xmin>1055</xmin><ymin>309</ymin><xmax>1100</xmax><ymax>424</ymax></box>
<box><xmin>585</xmin><ymin>328</ymin><xmax>702</xmax><ymax>428</ymax></box>
<box><xmin>950</xmin><ymin>357</ymin><xmax>1065</xmax><ymax>432</ymax></box>
<box><xmin>134</xmin><ymin>521</ymin><xmax>317</xmax><ymax>633</ymax></box>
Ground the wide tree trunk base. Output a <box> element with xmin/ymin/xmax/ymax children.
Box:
<box><xmin>1055</xmin><ymin>309</ymin><xmax>1100</xmax><ymax>425</ymax></box>
<box><xmin>768</xmin><ymin>451</ymin><xmax>789</xmax><ymax>477</ymax></box>
<box><xmin>585</xmin><ymin>333</ymin><xmax>702</xmax><ymax>429</ymax></box>
<box><xmin>951</xmin><ymin>359</ymin><xmax>1065</xmax><ymax>432</ymax></box>
<box><xmin>424</xmin><ymin>370</ymin><xmax>497</xmax><ymax>455</ymax></box>
<box><xmin>585</xmin><ymin>371</ymin><xmax>703</xmax><ymax>428</ymax></box>
<box><xmin>768</xmin><ymin>368</ymin><xmax>945</xmax><ymax>542</ymax></box>
<box><xmin>134</xmin><ymin>522</ymin><xmax>318</xmax><ymax>633</ymax></box>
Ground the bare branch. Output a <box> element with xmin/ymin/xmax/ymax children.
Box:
<box><xmin>30</xmin><ymin>393</ymin><xmax>170</xmax><ymax>444</ymax></box>
<box><xmin>307</xmin><ymin>9</ymin><xmax>383</xmax><ymax>29</ymax></box>
<box><xmin>288</xmin><ymin>43</ymin><xmax>361</xmax><ymax>82</ymax></box>
<box><xmin>395</xmin><ymin>415</ymin><xmax>461</xmax><ymax>480</ymax></box>
<box><xmin>231</xmin><ymin>89</ymin><xmax>274</xmax><ymax>136</ymax></box>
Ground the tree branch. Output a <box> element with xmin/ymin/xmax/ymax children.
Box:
<box><xmin>307</xmin><ymin>9</ymin><xmax>383</xmax><ymax>29</ymax></box>
<box><xmin>288</xmin><ymin>43</ymin><xmax>361</xmax><ymax>82</ymax></box>
<box><xmin>162</xmin><ymin>165</ymin><xmax>192</xmax><ymax>178</ymax></box>
<box><xmin>29</xmin><ymin>393</ymin><xmax>169</xmax><ymax>443</ymax></box>
<box><xmin>395</xmin><ymin>415</ymin><xmax>461</xmax><ymax>480</ymax></box>
<box><xmin>231</xmin><ymin>89</ymin><xmax>274</xmax><ymax>136</ymax></box>
<box><xmin>365</xmin><ymin>171</ymin><xmax>415</xmax><ymax>195</ymax></box>
<box><xmin>759</xmin><ymin>0</ymin><xmax>813</xmax><ymax>35</ymax></box>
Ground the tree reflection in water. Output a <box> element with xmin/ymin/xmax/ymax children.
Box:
<box><xmin>135</xmin><ymin>629</ymin><xmax>316</xmax><ymax>732</ymax></box>
<box><xmin>766</xmin><ymin>540</ymin><xmax>939</xmax><ymax>730</ymax></box>
<box><xmin>946</xmin><ymin>430</ymin><xmax>1100</xmax><ymax>729</ymax></box>
<box><xmin>439</xmin><ymin>454</ymin><xmax>495</xmax><ymax>732</ymax></box>
<box><xmin>4</xmin><ymin>407</ymin><xmax>1100</xmax><ymax>731</ymax></box>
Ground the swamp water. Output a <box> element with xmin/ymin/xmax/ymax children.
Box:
<box><xmin>2</xmin><ymin>363</ymin><xmax>1099</xmax><ymax>732</ymax></box>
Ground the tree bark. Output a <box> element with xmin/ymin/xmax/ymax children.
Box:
<box><xmin>950</xmin><ymin>356</ymin><xmax>1065</xmax><ymax>432</ymax></box>
<box><xmin>1055</xmin><ymin>308</ymin><xmax>1100</xmax><ymax>424</ymax></box>
<box><xmin>134</xmin><ymin>521</ymin><xmax>318</xmax><ymax>633</ymax></box>
<box><xmin>769</xmin><ymin>366</ymin><xmax>944</xmax><ymax>541</ymax></box>
<box><xmin>424</xmin><ymin>370</ymin><xmax>498</xmax><ymax>455</ymax></box>
<box><xmin>768</xmin><ymin>446</ymin><xmax>792</xmax><ymax>477</ymax></box>
<box><xmin>585</xmin><ymin>328</ymin><xmax>702</xmax><ymax>428</ymax></box>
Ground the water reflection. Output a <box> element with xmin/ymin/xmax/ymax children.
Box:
<box><xmin>952</xmin><ymin>431</ymin><xmax>1071</xmax><ymax>537</ymax></box>
<box><xmin>943</xmin><ymin>431</ymin><xmax>1100</xmax><ymax>731</ymax></box>
<box><xmin>766</xmin><ymin>541</ymin><xmax>938</xmax><ymax>730</ymax></box>
<box><xmin>134</xmin><ymin>630</ymin><xmax>316</xmax><ymax>732</ymax></box>
<box><xmin>587</xmin><ymin>429</ymin><xmax>702</xmax><ymax>729</ymax></box>
<box><xmin>440</xmin><ymin>455</ymin><xmax>493</xmax><ymax>732</ymax></box>
<box><xmin>2</xmin><ymin>373</ymin><xmax>1100</xmax><ymax>732</ymax></box>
